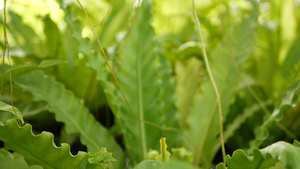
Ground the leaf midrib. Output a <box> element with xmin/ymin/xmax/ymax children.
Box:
<box><xmin>194</xmin><ymin>60</ymin><xmax>233</xmax><ymax>164</ymax></box>
<box><xmin>15</xmin><ymin>77</ymin><xmax>102</xmax><ymax>152</ymax></box>
<box><xmin>136</xmin><ymin>11</ymin><xmax>147</xmax><ymax>159</ymax></box>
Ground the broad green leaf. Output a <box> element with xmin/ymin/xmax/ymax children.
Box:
<box><xmin>271</xmin><ymin>0</ymin><xmax>296</xmax><ymax>63</ymax></box>
<box><xmin>282</xmin><ymin>28</ymin><xmax>300</xmax><ymax>79</ymax></box>
<box><xmin>253</xmin><ymin>0</ymin><xmax>297</xmax><ymax>97</ymax></box>
<box><xmin>38</xmin><ymin>59</ymin><xmax>67</xmax><ymax>68</ymax></box>
<box><xmin>2</xmin><ymin>64</ymin><xmax>38</xmax><ymax>85</ymax></box>
<box><xmin>113</xmin><ymin>1</ymin><xmax>165</xmax><ymax>162</ymax></box>
<box><xmin>18</xmin><ymin>101</ymin><xmax>48</xmax><ymax>117</ymax></box>
<box><xmin>88</xmin><ymin>1</ymin><xmax>174</xmax><ymax>163</ymax></box>
<box><xmin>43</xmin><ymin>15</ymin><xmax>60</xmax><ymax>57</ymax></box>
<box><xmin>293</xmin><ymin>140</ymin><xmax>300</xmax><ymax>148</ymax></box>
<box><xmin>13</xmin><ymin>70</ymin><xmax>125</xmax><ymax>168</ymax></box>
<box><xmin>159</xmin><ymin>160</ymin><xmax>198</xmax><ymax>169</ymax></box>
<box><xmin>250</xmin><ymin>80</ymin><xmax>300</xmax><ymax>149</ymax></box>
<box><xmin>8</xmin><ymin>11</ymin><xmax>46</xmax><ymax>58</ymax></box>
<box><xmin>213</xmin><ymin>101</ymin><xmax>272</xmax><ymax>154</ymax></box>
<box><xmin>98</xmin><ymin>0</ymin><xmax>131</xmax><ymax>46</ymax></box>
<box><xmin>0</xmin><ymin>119</ymin><xmax>87</xmax><ymax>169</ymax></box>
<box><xmin>0</xmin><ymin>101</ymin><xmax>24</xmax><ymax>125</ymax></box>
<box><xmin>260</xmin><ymin>141</ymin><xmax>300</xmax><ymax>169</ymax></box>
<box><xmin>134</xmin><ymin>160</ymin><xmax>197</xmax><ymax>169</ymax></box>
<box><xmin>134</xmin><ymin>160</ymin><xmax>162</xmax><ymax>169</ymax></box>
<box><xmin>56</xmin><ymin>9</ymin><xmax>93</xmax><ymax>99</ymax></box>
<box><xmin>154</xmin><ymin>137</ymin><xmax>171</xmax><ymax>163</ymax></box>
<box><xmin>157</xmin><ymin>45</ymin><xmax>180</xmax><ymax>147</ymax></box>
<box><xmin>175</xmin><ymin>58</ymin><xmax>202</xmax><ymax>128</ymax></box>
<box><xmin>2</xmin><ymin>61</ymin><xmax>67</xmax><ymax>86</ymax></box>
<box><xmin>185</xmin><ymin>2</ymin><xmax>259</xmax><ymax>167</ymax></box>
<box><xmin>225</xmin><ymin>149</ymin><xmax>277</xmax><ymax>169</ymax></box>
<box><xmin>0</xmin><ymin>149</ymin><xmax>43</xmax><ymax>169</ymax></box>
<box><xmin>219</xmin><ymin>141</ymin><xmax>300</xmax><ymax>169</ymax></box>
<box><xmin>0</xmin><ymin>111</ymin><xmax>14</xmax><ymax>124</ymax></box>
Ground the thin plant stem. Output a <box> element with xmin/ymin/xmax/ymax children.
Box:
<box><xmin>229</xmin><ymin>53</ymin><xmax>297</xmax><ymax>140</ymax></box>
<box><xmin>192</xmin><ymin>0</ymin><xmax>226</xmax><ymax>165</ymax></box>
<box><xmin>76</xmin><ymin>0</ymin><xmax>183</xmax><ymax>134</ymax></box>
<box><xmin>94</xmin><ymin>0</ymin><xmax>114</xmax><ymax>27</ymax></box>
<box><xmin>2</xmin><ymin>0</ymin><xmax>21</xmax><ymax>125</ymax></box>
<box><xmin>1</xmin><ymin>0</ymin><xmax>7</xmax><ymax>95</ymax></box>
<box><xmin>220</xmin><ymin>7</ymin><xmax>297</xmax><ymax>141</ymax></box>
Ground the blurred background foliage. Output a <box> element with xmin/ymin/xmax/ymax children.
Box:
<box><xmin>0</xmin><ymin>0</ymin><xmax>300</xmax><ymax>168</ymax></box>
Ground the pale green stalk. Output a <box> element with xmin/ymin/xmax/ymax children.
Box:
<box><xmin>192</xmin><ymin>0</ymin><xmax>226</xmax><ymax>165</ymax></box>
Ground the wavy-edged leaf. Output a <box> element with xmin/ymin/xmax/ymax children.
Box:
<box><xmin>157</xmin><ymin>45</ymin><xmax>180</xmax><ymax>147</ymax></box>
<box><xmin>0</xmin><ymin>101</ymin><xmax>24</xmax><ymax>124</ymax></box>
<box><xmin>217</xmin><ymin>141</ymin><xmax>300</xmax><ymax>169</ymax></box>
<box><xmin>154</xmin><ymin>137</ymin><xmax>171</xmax><ymax>163</ymax></box>
<box><xmin>0</xmin><ymin>148</ymin><xmax>43</xmax><ymax>169</ymax></box>
<box><xmin>114</xmin><ymin>1</ymin><xmax>164</xmax><ymax>162</ymax></box>
<box><xmin>224</xmin><ymin>149</ymin><xmax>277</xmax><ymax>169</ymax></box>
<box><xmin>250</xmin><ymin>80</ymin><xmax>300</xmax><ymax>149</ymax></box>
<box><xmin>186</xmin><ymin>3</ymin><xmax>259</xmax><ymax>167</ymax></box>
<box><xmin>213</xmin><ymin>101</ymin><xmax>272</xmax><ymax>155</ymax></box>
<box><xmin>13</xmin><ymin>70</ymin><xmax>125</xmax><ymax>168</ymax></box>
<box><xmin>260</xmin><ymin>141</ymin><xmax>300</xmax><ymax>169</ymax></box>
<box><xmin>0</xmin><ymin>119</ymin><xmax>86</xmax><ymax>169</ymax></box>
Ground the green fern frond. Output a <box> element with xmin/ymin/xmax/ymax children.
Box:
<box><xmin>114</xmin><ymin>1</ymin><xmax>164</xmax><ymax>162</ymax></box>
<box><xmin>0</xmin><ymin>119</ymin><xmax>87</xmax><ymax>169</ymax></box>
<box><xmin>185</xmin><ymin>3</ymin><xmax>259</xmax><ymax>167</ymax></box>
<box><xmin>13</xmin><ymin>70</ymin><xmax>125</xmax><ymax>168</ymax></box>
<box><xmin>249</xmin><ymin>80</ymin><xmax>300</xmax><ymax>150</ymax></box>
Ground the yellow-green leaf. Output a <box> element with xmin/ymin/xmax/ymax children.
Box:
<box><xmin>154</xmin><ymin>137</ymin><xmax>171</xmax><ymax>163</ymax></box>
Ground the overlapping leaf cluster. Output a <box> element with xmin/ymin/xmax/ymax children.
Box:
<box><xmin>0</xmin><ymin>0</ymin><xmax>300</xmax><ymax>169</ymax></box>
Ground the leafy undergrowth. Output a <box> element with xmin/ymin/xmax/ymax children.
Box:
<box><xmin>217</xmin><ymin>141</ymin><xmax>300</xmax><ymax>169</ymax></box>
<box><xmin>0</xmin><ymin>0</ymin><xmax>300</xmax><ymax>169</ymax></box>
<box><xmin>0</xmin><ymin>119</ymin><xmax>115</xmax><ymax>169</ymax></box>
<box><xmin>13</xmin><ymin>70</ymin><xmax>125</xmax><ymax>168</ymax></box>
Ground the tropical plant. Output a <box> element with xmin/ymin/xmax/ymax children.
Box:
<box><xmin>0</xmin><ymin>0</ymin><xmax>300</xmax><ymax>169</ymax></box>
